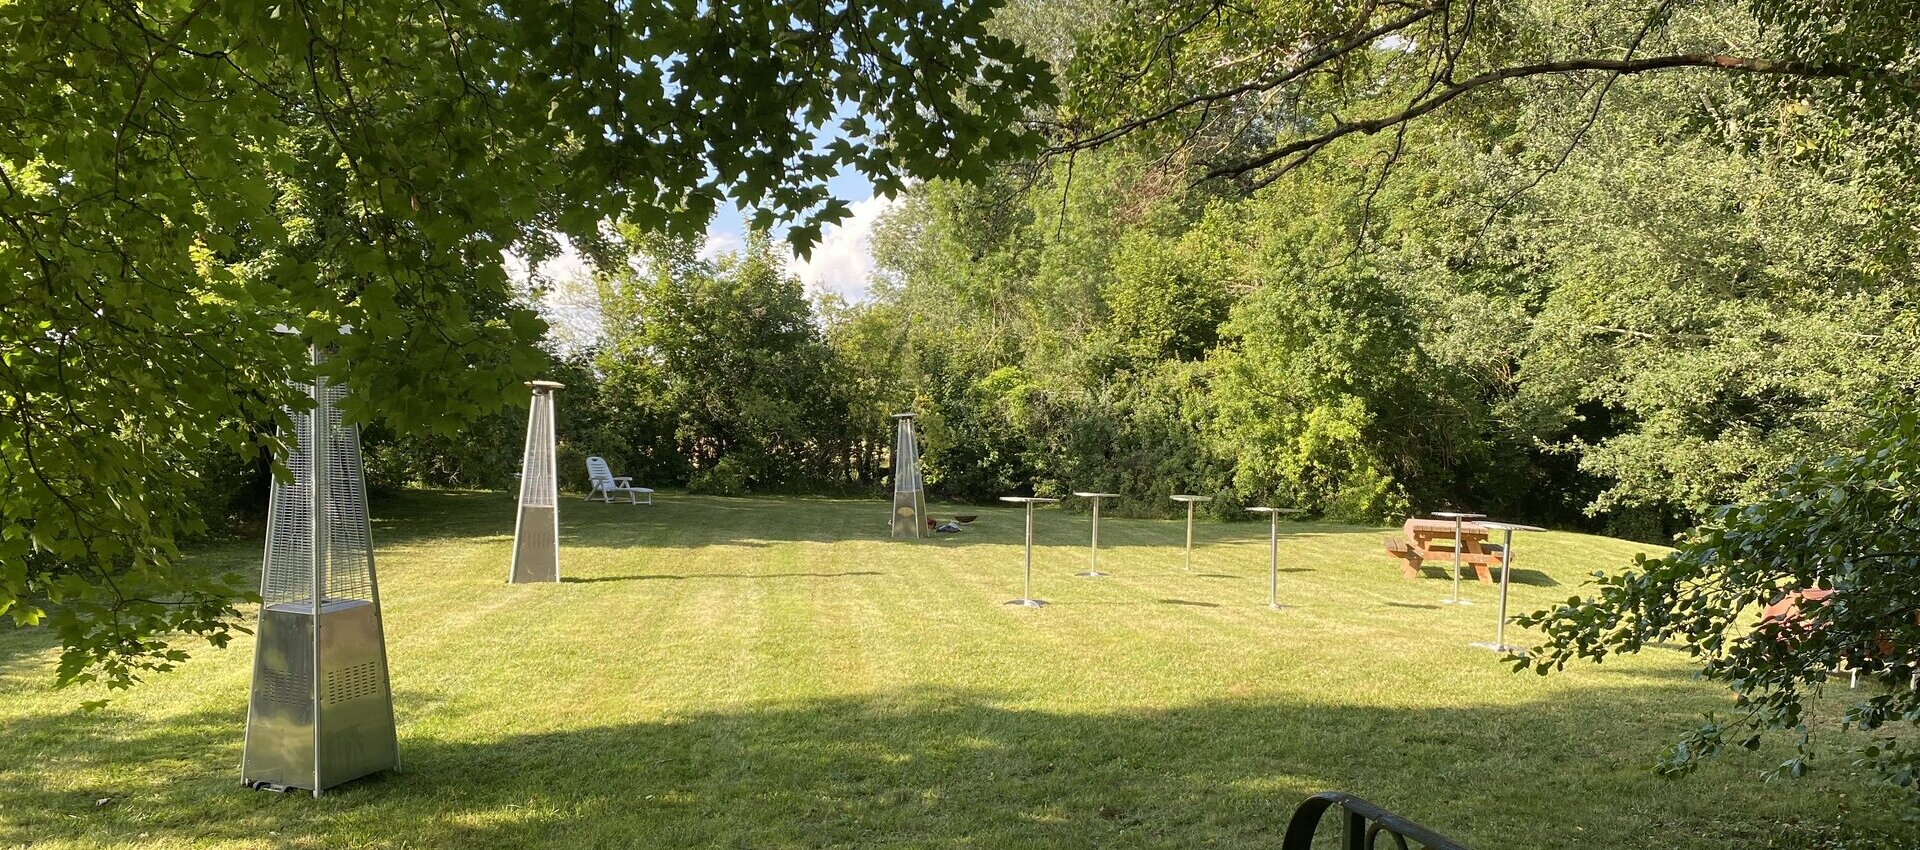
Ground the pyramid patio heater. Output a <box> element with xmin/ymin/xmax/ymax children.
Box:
<box><xmin>890</xmin><ymin>413</ymin><xmax>927</xmax><ymax>538</ymax></box>
<box><xmin>243</xmin><ymin>344</ymin><xmax>399</xmax><ymax>796</ymax></box>
<box><xmin>511</xmin><ymin>380</ymin><xmax>564</xmax><ymax>583</ymax></box>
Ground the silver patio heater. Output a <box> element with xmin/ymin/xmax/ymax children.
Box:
<box><xmin>890</xmin><ymin>413</ymin><xmax>927</xmax><ymax>538</ymax></box>
<box><xmin>511</xmin><ymin>380</ymin><xmax>564</xmax><ymax>583</ymax></box>
<box><xmin>242</xmin><ymin>344</ymin><xmax>399</xmax><ymax>796</ymax></box>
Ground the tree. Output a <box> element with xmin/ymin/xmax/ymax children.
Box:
<box><xmin>855</xmin><ymin>0</ymin><xmax>1920</xmax><ymax>533</ymax></box>
<box><xmin>596</xmin><ymin>231</ymin><xmax>860</xmax><ymax>494</ymax></box>
<box><xmin>1051</xmin><ymin>0</ymin><xmax>1920</xmax><ymax>187</ymax></box>
<box><xmin>0</xmin><ymin>0</ymin><xmax>1054</xmax><ymax>687</ymax></box>
<box><xmin>1520</xmin><ymin>398</ymin><xmax>1920</xmax><ymax>811</ymax></box>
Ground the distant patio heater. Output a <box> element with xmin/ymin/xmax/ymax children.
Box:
<box><xmin>243</xmin><ymin>344</ymin><xmax>399</xmax><ymax>796</ymax></box>
<box><xmin>890</xmin><ymin>413</ymin><xmax>927</xmax><ymax>538</ymax></box>
<box><xmin>510</xmin><ymin>380</ymin><xmax>564</xmax><ymax>582</ymax></box>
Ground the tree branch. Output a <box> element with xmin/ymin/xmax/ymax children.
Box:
<box><xmin>1052</xmin><ymin>4</ymin><xmax>1436</xmax><ymax>155</ymax></box>
<box><xmin>1206</xmin><ymin>52</ymin><xmax>1913</xmax><ymax>183</ymax></box>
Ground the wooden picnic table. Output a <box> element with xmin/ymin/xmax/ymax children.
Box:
<box><xmin>1381</xmin><ymin>518</ymin><xmax>1506</xmax><ymax>583</ymax></box>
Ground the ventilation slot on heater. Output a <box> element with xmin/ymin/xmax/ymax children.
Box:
<box><xmin>323</xmin><ymin>662</ymin><xmax>382</xmax><ymax>706</ymax></box>
<box><xmin>255</xmin><ymin>669</ymin><xmax>311</xmax><ymax>705</ymax></box>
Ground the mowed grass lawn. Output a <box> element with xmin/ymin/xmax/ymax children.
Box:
<box><xmin>2</xmin><ymin>490</ymin><xmax>1911</xmax><ymax>848</ymax></box>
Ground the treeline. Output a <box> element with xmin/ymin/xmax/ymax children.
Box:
<box><xmin>352</xmin><ymin>4</ymin><xmax>1920</xmax><ymax>540</ymax></box>
<box><xmin>825</xmin><ymin>4</ymin><xmax>1920</xmax><ymax>537</ymax></box>
<box><xmin>358</xmin><ymin>230</ymin><xmax>895</xmax><ymax>500</ymax></box>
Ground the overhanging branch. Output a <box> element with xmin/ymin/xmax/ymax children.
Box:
<box><xmin>1204</xmin><ymin>52</ymin><xmax>1913</xmax><ymax>183</ymax></box>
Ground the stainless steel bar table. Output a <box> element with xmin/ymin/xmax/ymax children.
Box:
<box><xmin>1246</xmin><ymin>507</ymin><xmax>1305</xmax><ymax>609</ymax></box>
<box><xmin>999</xmin><ymin>496</ymin><xmax>1060</xmax><ymax>607</ymax></box>
<box><xmin>1073</xmin><ymin>492</ymin><xmax>1121</xmax><ymax>577</ymax></box>
<box><xmin>1171</xmin><ymin>495</ymin><xmax>1213</xmax><ymax>571</ymax></box>
<box><xmin>1470</xmin><ymin>521</ymin><xmax>1545</xmax><ymax>654</ymax></box>
<box><xmin>1432</xmin><ymin>510</ymin><xmax>1487</xmax><ymax>606</ymax></box>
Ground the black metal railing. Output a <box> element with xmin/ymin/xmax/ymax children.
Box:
<box><xmin>1281</xmin><ymin>791</ymin><xmax>1472</xmax><ymax>850</ymax></box>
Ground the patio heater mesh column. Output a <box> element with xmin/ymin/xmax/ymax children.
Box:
<box><xmin>510</xmin><ymin>380</ymin><xmax>563</xmax><ymax>582</ymax></box>
<box><xmin>890</xmin><ymin>413</ymin><xmax>927</xmax><ymax>538</ymax></box>
<box><xmin>243</xmin><ymin>344</ymin><xmax>398</xmax><ymax>796</ymax></box>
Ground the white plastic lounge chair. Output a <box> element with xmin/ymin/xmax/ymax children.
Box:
<box><xmin>584</xmin><ymin>456</ymin><xmax>653</xmax><ymax>504</ymax></box>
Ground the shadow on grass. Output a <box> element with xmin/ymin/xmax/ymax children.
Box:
<box><xmin>562</xmin><ymin>571</ymin><xmax>886</xmax><ymax>584</ymax></box>
<box><xmin>1503</xmin><ymin>569</ymin><xmax>1561</xmax><ymax>588</ymax></box>
<box><xmin>1</xmin><ymin>683</ymin><xmax>1862</xmax><ymax>849</ymax></box>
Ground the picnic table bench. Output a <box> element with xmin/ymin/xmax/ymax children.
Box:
<box><xmin>1381</xmin><ymin>518</ymin><xmax>1505</xmax><ymax>583</ymax></box>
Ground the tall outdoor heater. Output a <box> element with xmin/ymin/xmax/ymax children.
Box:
<box><xmin>890</xmin><ymin>413</ymin><xmax>927</xmax><ymax>538</ymax></box>
<box><xmin>511</xmin><ymin>380</ymin><xmax>564</xmax><ymax>583</ymax></box>
<box><xmin>243</xmin><ymin>343</ymin><xmax>399</xmax><ymax>796</ymax></box>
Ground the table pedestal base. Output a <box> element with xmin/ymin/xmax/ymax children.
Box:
<box><xmin>1266</xmin><ymin>603</ymin><xmax>1291</xmax><ymax>611</ymax></box>
<box><xmin>1470</xmin><ymin>641</ymin><xmax>1525</xmax><ymax>655</ymax></box>
<box><xmin>1004</xmin><ymin>598</ymin><xmax>1047</xmax><ymax>608</ymax></box>
<box><xmin>1075</xmin><ymin>570</ymin><xmax>1109</xmax><ymax>578</ymax></box>
<box><xmin>1439</xmin><ymin>598</ymin><xmax>1474</xmax><ymax>606</ymax></box>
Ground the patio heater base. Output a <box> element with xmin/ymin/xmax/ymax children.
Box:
<box><xmin>243</xmin><ymin>599</ymin><xmax>398</xmax><ymax>795</ymax></box>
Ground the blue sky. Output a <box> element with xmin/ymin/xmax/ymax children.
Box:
<box><xmin>703</xmin><ymin>166</ymin><xmax>895</xmax><ymax>302</ymax></box>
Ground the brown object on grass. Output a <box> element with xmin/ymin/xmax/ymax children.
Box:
<box><xmin>1380</xmin><ymin>518</ymin><xmax>1507</xmax><ymax>583</ymax></box>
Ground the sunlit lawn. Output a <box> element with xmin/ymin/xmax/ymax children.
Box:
<box><xmin>1</xmin><ymin>490</ymin><xmax>1910</xmax><ymax>848</ymax></box>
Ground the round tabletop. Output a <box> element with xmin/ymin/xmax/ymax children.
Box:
<box><xmin>1171</xmin><ymin>494</ymin><xmax>1213</xmax><ymax>503</ymax></box>
<box><xmin>1432</xmin><ymin>511</ymin><xmax>1487</xmax><ymax>520</ymax></box>
<box><xmin>1246</xmin><ymin>507</ymin><xmax>1305</xmax><ymax>514</ymax></box>
<box><xmin>1478</xmin><ymin>520</ymin><xmax>1545</xmax><ymax>532</ymax></box>
<box><xmin>999</xmin><ymin>496</ymin><xmax>1061</xmax><ymax>504</ymax></box>
<box><xmin>1073</xmin><ymin>492</ymin><xmax>1122</xmax><ymax>498</ymax></box>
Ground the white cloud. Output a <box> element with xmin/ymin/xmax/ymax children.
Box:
<box><xmin>785</xmin><ymin>195</ymin><xmax>898</xmax><ymax>302</ymax></box>
<box><xmin>504</xmin><ymin>239</ymin><xmax>604</xmax><ymax>356</ymax></box>
<box><xmin>699</xmin><ymin>229</ymin><xmax>744</xmax><ymax>261</ymax></box>
<box><xmin>505</xmin><ymin>194</ymin><xmax>896</xmax><ymax>355</ymax></box>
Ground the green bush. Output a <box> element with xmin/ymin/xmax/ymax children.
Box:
<box><xmin>688</xmin><ymin>455</ymin><xmax>751</xmax><ymax>496</ymax></box>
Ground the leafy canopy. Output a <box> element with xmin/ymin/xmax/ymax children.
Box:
<box><xmin>1521</xmin><ymin>400</ymin><xmax>1920</xmax><ymax>808</ymax></box>
<box><xmin>0</xmin><ymin>0</ymin><xmax>1054</xmax><ymax>687</ymax></box>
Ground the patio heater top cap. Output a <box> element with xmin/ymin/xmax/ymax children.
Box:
<box><xmin>891</xmin><ymin>412</ymin><xmax>916</xmax><ymax>420</ymax></box>
<box><xmin>527</xmin><ymin>380</ymin><xmax>566</xmax><ymax>390</ymax></box>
